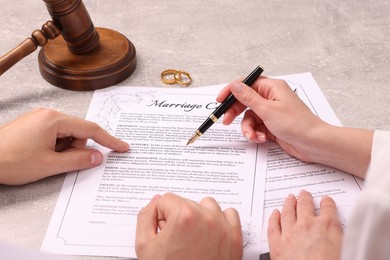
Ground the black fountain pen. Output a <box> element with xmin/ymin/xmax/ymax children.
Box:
<box><xmin>186</xmin><ymin>65</ymin><xmax>264</xmax><ymax>145</ymax></box>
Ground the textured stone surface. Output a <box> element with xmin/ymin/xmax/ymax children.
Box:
<box><xmin>1</xmin><ymin>0</ymin><xmax>390</xmax><ymax>259</ymax></box>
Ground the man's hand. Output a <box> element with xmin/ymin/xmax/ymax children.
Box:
<box><xmin>0</xmin><ymin>108</ymin><xmax>129</xmax><ymax>185</ymax></box>
<box><xmin>136</xmin><ymin>193</ymin><xmax>243</xmax><ymax>260</ymax></box>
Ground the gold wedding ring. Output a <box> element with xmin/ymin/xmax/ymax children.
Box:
<box><xmin>161</xmin><ymin>69</ymin><xmax>179</xmax><ymax>85</ymax></box>
<box><xmin>174</xmin><ymin>70</ymin><xmax>192</xmax><ymax>86</ymax></box>
<box><xmin>161</xmin><ymin>69</ymin><xmax>192</xmax><ymax>86</ymax></box>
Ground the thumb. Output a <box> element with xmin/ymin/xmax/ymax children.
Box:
<box><xmin>47</xmin><ymin>149</ymin><xmax>104</xmax><ymax>175</ymax></box>
<box><xmin>230</xmin><ymin>81</ymin><xmax>267</xmax><ymax>117</ymax></box>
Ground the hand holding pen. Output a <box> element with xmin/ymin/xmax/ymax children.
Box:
<box><xmin>186</xmin><ymin>65</ymin><xmax>264</xmax><ymax>145</ymax></box>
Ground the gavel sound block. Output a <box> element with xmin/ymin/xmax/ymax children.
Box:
<box><xmin>0</xmin><ymin>0</ymin><xmax>136</xmax><ymax>91</ymax></box>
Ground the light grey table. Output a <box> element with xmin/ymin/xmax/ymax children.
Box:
<box><xmin>1</xmin><ymin>0</ymin><xmax>390</xmax><ymax>259</ymax></box>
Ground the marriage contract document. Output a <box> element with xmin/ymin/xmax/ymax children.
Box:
<box><xmin>42</xmin><ymin>73</ymin><xmax>363</xmax><ymax>259</ymax></box>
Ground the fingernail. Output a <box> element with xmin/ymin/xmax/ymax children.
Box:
<box><xmin>286</xmin><ymin>194</ymin><xmax>295</xmax><ymax>200</ymax></box>
<box><xmin>222</xmin><ymin>114</ymin><xmax>228</xmax><ymax>125</ymax></box>
<box><xmin>244</xmin><ymin>132</ymin><xmax>251</xmax><ymax>140</ymax></box>
<box><xmin>122</xmin><ymin>141</ymin><xmax>130</xmax><ymax>151</ymax></box>
<box><xmin>91</xmin><ymin>151</ymin><xmax>103</xmax><ymax>166</ymax></box>
<box><xmin>231</xmin><ymin>82</ymin><xmax>243</xmax><ymax>93</ymax></box>
<box><xmin>299</xmin><ymin>189</ymin><xmax>309</xmax><ymax>195</ymax></box>
<box><xmin>298</xmin><ymin>190</ymin><xmax>312</xmax><ymax>199</ymax></box>
<box><xmin>256</xmin><ymin>132</ymin><xmax>266</xmax><ymax>142</ymax></box>
<box><xmin>151</xmin><ymin>194</ymin><xmax>161</xmax><ymax>202</ymax></box>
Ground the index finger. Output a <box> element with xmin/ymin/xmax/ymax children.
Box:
<box><xmin>55</xmin><ymin>115</ymin><xmax>129</xmax><ymax>152</ymax></box>
<box><xmin>216</xmin><ymin>81</ymin><xmax>248</xmax><ymax>125</ymax></box>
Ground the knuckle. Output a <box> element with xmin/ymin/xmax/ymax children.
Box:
<box><xmin>89</xmin><ymin>122</ymin><xmax>102</xmax><ymax>132</ymax></box>
<box><xmin>32</xmin><ymin>107</ymin><xmax>45</xmax><ymax>113</ymax></box>
<box><xmin>88</xmin><ymin>122</ymin><xmax>105</xmax><ymax>138</ymax></box>
<box><xmin>297</xmin><ymin>217</ymin><xmax>313</xmax><ymax>231</ymax></box>
<box><xmin>203</xmin><ymin>211</ymin><xmax>218</xmax><ymax>229</ymax></box>
<box><xmin>200</xmin><ymin>196</ymin><xmax>217</xmax><ymax>204</ymax></box>
<box><xmin>319</xmin><ymin>215</ymin><xmax>339</xmax><ymax>228</ymax></box>
<box><xmin>160</xmin><ymin>192</ymin><xmax>177</xmax><ymax>202</ymax></box>
<box><xmin>176</xmin><ymin>205</ymin><xmax>199</xmax><ymax>228</ymax></box>
<box><xmin>277</xmin><ymin>79</ymin><xmax>289</xmax><ymax>86</ymax></box>
<box><xmin>242</xmin><ymin>90</ymin><xmax>257</xmax><ymax>105</ymax></box>
<box><xmin>267</xmin><ymin>224</ymin><xmax>279</xmax><ymax>237</ymax></box>
<box><xmin>281</xmin><ymin>208</ymin><xmax>295</xmax><ymax>218</ymax></box>
<box><xmin>224</xmin><ymin>207</ymin><xmax>239</xmax><ymax>216</ymax></box>
<box><xmin>35</xmin><ymin>108</ymin><xmax>59</xmax><ymax>119</ymax></box>
<box><xmin>283</xmin><ymin>232</ymin><xmax>294</xmax><ymax>243</ymax></box>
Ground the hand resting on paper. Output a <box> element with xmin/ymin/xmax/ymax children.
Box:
<box><xmin>0</xmin><ymin>108</ymin><xmax>129</xmax><ymax>185</ymax></box>
<box><xmin>217</xmin><ymin>76</ymin><xmax>373</xmax><ymax>179</ymax></box>
<box><xmin>135</xmin><ymin>193</ymin><xmax>243</xmax><ymax>260</ymax></box>
<box><xmin>267</xmin><ymin>190</ymin><xmax>343</xmax><ymax>260</ymax></box>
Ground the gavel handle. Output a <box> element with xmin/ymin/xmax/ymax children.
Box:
<box><xmin>0</xmin><ymin>21</ymin><xmax>60</xmax><ymax>76</ymax></box>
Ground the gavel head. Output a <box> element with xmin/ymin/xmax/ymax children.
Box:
<box><xmin>43</xmin><ymin>0</ymin><xmax>99</xmax><ymax>54</ymax></box>
<box><xmin>38</xmin><ymin>0</ymin><xmax>136</xmax><ymax>90</ymax></box>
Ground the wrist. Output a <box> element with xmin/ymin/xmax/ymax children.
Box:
<box><xmin>302</xmin><ymin>123</ymin><xmax>373</xmax><ymax>178</ymax></box>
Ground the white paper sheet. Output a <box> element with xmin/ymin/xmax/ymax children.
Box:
<box><xmin>41</xmin><ymin>73</ymin><xmax>362</xmax><ymax>259</ymax></box>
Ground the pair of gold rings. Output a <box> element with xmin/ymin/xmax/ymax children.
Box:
<box><xmin>161</xmin><ymin>69</ymin><xmax>192</xmax><ymax>86</ymax></box>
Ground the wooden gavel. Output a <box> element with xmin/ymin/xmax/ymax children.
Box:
<box><xmin>0</xmin><ymin>0</ymin><xmax>136</xmax><ymax>90</ymax></box>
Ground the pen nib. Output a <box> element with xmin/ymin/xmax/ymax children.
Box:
<box><xmin>186</xmin><ymin>131</ymin><xmax>201</xmax><ymax>146</ymax></box>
